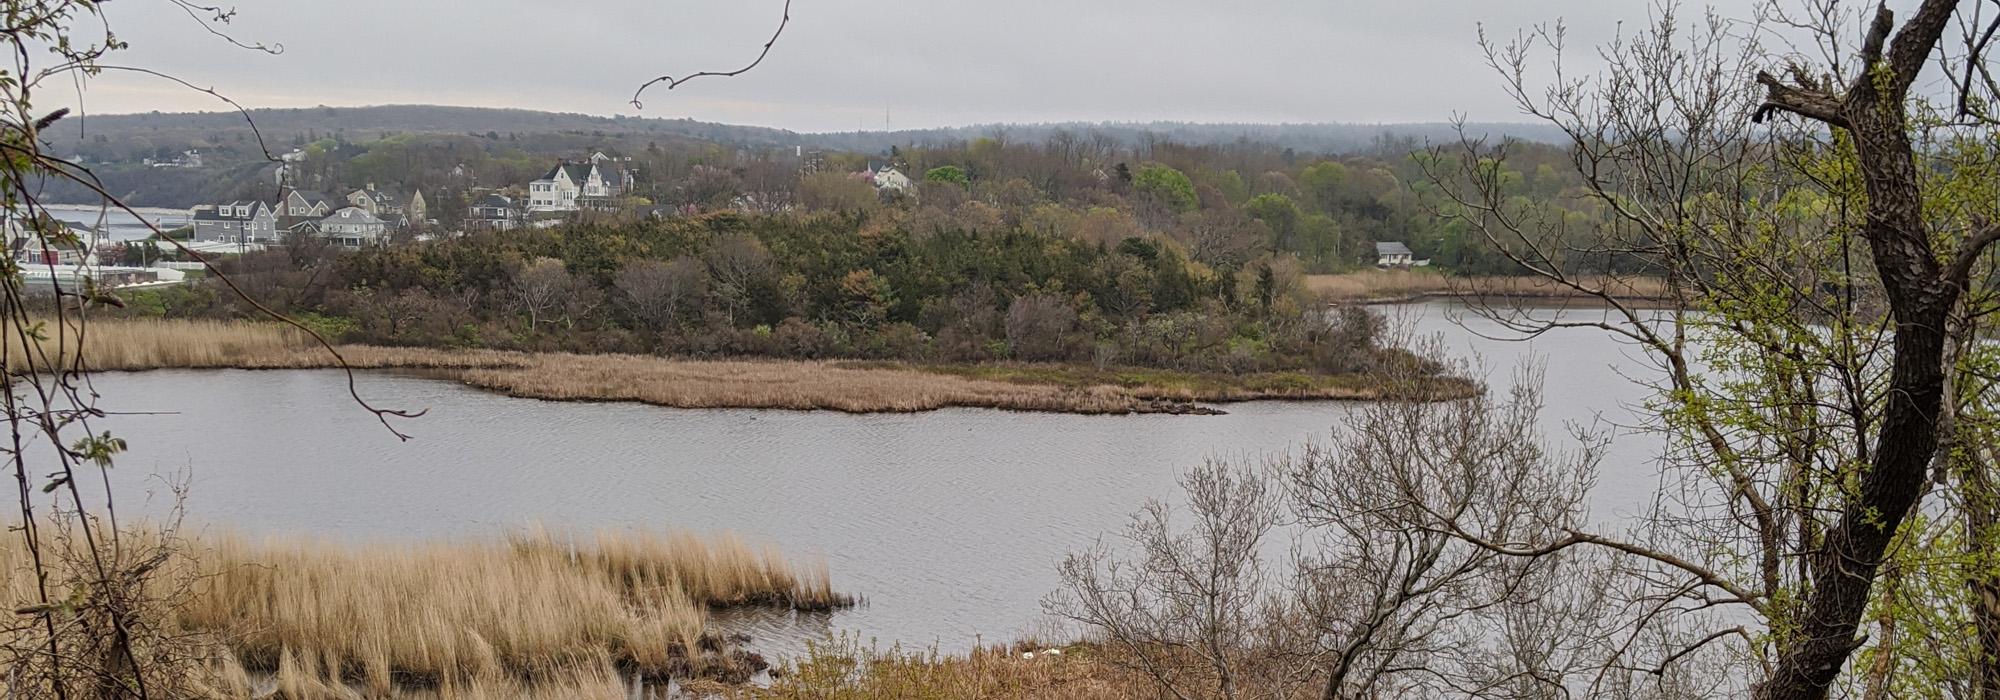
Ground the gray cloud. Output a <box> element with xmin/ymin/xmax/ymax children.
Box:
<box><xmin>62</xmin><ymin>0</ymin><xmax>1773</xmax><ymax>132</ymax></box>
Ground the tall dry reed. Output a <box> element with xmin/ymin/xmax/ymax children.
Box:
<box><xmin>2</xmin><ymin>522</ymin><xmax>847</xmax><ymax>696</ymax></box>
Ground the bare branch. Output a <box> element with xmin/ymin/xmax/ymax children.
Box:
<box><xmin>629</xmin><ymin>0</ymin><xmax>792</xmax><ymax>109</ymax></box>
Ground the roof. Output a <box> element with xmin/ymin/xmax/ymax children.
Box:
<box><xmin>290</xmin><ymin>190</ymin><xmax>334</xmax><ymax>205</ymax></box>
<box><xmin>1375</xmin><ymin>242</ymin><xmax>1414</xmax><ymax>256</ymax></box>
<box><xmin>192</xmin><ymin>202</ymin><xmax>268</xmax><ymax>221</ymax></box>
<box><xmin>540</xmin><ymin>162</ymin><xmax>596</xmax><ymax>184</ymax></box>
<box><xmin>473</xmin><ymin>194</ymin><xmax>515</xmax><ymax>209</ymax></box>
<box><xmin>323</xmin><ymin>207</ymin><xmax>385</xmax><ymax>225</ymax></box>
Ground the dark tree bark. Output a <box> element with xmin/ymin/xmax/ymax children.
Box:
<box><xmin>1749</xmin><ymin>2</ymin><xmax>1996</xmax><ymax>697</ymax></box>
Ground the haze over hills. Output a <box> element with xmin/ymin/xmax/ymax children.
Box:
<box><xmin>35</xmin><ymin>104</ymin><xmax>1569</xmax><ymax>208</ymax></box>
<box><xmin>50</xmin><ymin>104</ymin><xmax>1565</xmax><ymax>157</ymax></box>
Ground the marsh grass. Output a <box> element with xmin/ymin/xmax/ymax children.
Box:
<box><xmin>694</xmin><ymin>637</ymin><xmax>1158</xmax><ymax>700</ymax></box>
<box><xmin>3</xmin><ymin>523</ymin><xmax>848</xmax><ymax>697</ymax></box>
<box><xmin>888</xmin><ymin>362</ymin><xmax>1472</xmax><ymax>403</ymax></box>
<box><xmin>5</xmin><ymin>317</ymin><xmax>1455</xmax><ymax>413</ymax></box>
<box><xmin>1304</xmin><ymin>270</ymin><xmax>1671</xmax><ymax>303</ymax></box>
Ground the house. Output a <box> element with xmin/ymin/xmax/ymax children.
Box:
<box><xmin>872</xmin><ymin>167</ymin><xmax>914</xmax><ymax>192</ymax></box>
<box><xmin>346</xmin><ymin>185</ymin><xmax>403</xmax><ymax>216</ymax></box>
<box><xmin>318</xmin><ymin>207</ymin><xmax>389</xmax><ymax>248</ymax></box>
<box><xmin>528</xmin><ymin>158</ymin><xmax>633</xmax><ymax>212</ymax></box>
<box><xmin>1375</xmin><ymin>241</ymin><xmax>1416</xmax><ymax>268</ymax></box>
<box><xmin>190</xmin><ymin>201</ymin><xmax>278</xmax><ymax>244</ymax></box>
<box><xmin>406</xmin><ymin>190</ymin><xmax>428</xmax><ymax>226</ymax></box>
<box><xmin>466</xmin><ymin>194</ymin><xmax>521</xmax><ymax>231</ymax></box>
<box><xmin>9</xmin><ymin>234</ymin><xmax>89</xmax><ymax>266</ymax></box>
<box><xmin>279</xmin><ymin>189</ymin><xmax>338</xmax><ymax>225</ymax></box>
<box><xmin>343</xmin><ymin>185</ymin><xmax>427</xmax><ymax>228</ymax></box>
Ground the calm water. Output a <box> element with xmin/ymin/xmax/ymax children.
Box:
<box><xmin>79</xmin><ymin>301</ymin><xmax>1669</xmax><ymax>655</ymax></box>
<box><xmin>45</xmin><ymin>204</ymin><xmax>187</xmax><ymax>242</ymax></box>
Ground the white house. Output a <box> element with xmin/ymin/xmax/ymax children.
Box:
<box><xmin>528</xmin><ymin>159</ymin><xmax>632</xmax><ymax>212</ymax></box>
<box><xmin>1376</xmin><ymin>241</ymin><xmax>1416</xmax><ymax>268</ymax></box>
<box><xmin>872</xmin><ymin>167</ymin><xmax>914</xmax><ymax>193</ymax></box>
<box><xmin>318</xmin><ymin>207</ymin><xmax>389</xmax><ymax>249</ymax></box>
<box><xmin>190</xmin><ymin>201</ymin><xmax>277</xmax><ymax>244</ymax></box>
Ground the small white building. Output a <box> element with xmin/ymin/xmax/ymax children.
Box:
<box><xmin>318</xmin><ymin>207</ymin><xmax>389</xmax><ymax>248</ymax></box>
<box><xmin>1375</xmin><ymin>241</ymin><xmax>1416</xmax><ymax>268</ymax></box>
<box><xmin>872</xmin><ymin>167</ymin><xmax>914</xmax><ymax>192</ymax></box>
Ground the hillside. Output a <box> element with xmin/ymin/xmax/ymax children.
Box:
<box><xmin>35</xmin><ymin>105</ymin><xmax>1566</xmax><ymax>208</ymax></box>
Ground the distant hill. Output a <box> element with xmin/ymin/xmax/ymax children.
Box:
<box><xmin>805</xmin><ymin>121</ymin><xmax>1569</xmax><ymax>154</ymax></box>
<box><xmin>34</xmin><ymin>105</ymin><xmax>1567</xmax><ymax>208</ymax></box>
<box><xmin>47</xmin><ymin>105</ymin><xmax>1563</xmax><ymax>158</ymax></box>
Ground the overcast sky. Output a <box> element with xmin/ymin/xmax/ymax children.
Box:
<box><xmin>60</xmin><ymin>0</ymin><xmax>1783</xmax><ymax>133</ymax></box>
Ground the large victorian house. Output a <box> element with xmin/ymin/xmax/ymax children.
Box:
<box><xmin>527</xmin><ymin>154</ymin><xmax>633</xmax><ymax>212</ymax></box>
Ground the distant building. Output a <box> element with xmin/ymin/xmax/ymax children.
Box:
<box><xmin>145</xmin><ymin>149</ymin><xmax>203</xmax><ymax>169</ymax></box>
<box><xmin>528</xmin><ymin>158</ymin><xmax>633</xmax><ymax>212</ymax></box>
<box><xmin>190</xmin><ymin>201</ymin><xmax>277</xmax><ymax>244</ymax></box>
<box><xmin>872</xmin><ymin>167</ymin><xmax>914</xmax><ymax>192</ymax></box>
<box><xmin>1375</xmin><ymin>241</ymin><xmax>1415</xmax><ymax>268</ymax></box>
<box><xmin>343</xmin><ymin>185</ymin><xmax>426</xmax><ymax>228</ymax></box>
<box><xmin>466</xmin><ymin>194</ymin><xmax>521</xmax><ymax>231</ymax></box>
<box><xmin>318</xmin><ymin>207</ymin><xmax>389</xmax><ymax>248</ymax></box>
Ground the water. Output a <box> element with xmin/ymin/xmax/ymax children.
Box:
<box><xmin>76</xmin><ymin>301</ymin><xmax>1670</xmax><ymax>656</ymax></box>
<box><xmin>44</xmin><ymin>204</ymin><xmax>187</xmax><ymax>242</ymax></box>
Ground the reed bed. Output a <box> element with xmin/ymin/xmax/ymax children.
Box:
<box><xmin>695</xmin><ymin>639</ymin><xmax>1157</xmax><ymax>700</ymax></box>
<box><xmin>1</xmin><ymin>523</ymin><xmax>848</xmax><ymax>697</ymax></box>
<box><xmin>2</xmin><ymin>317</ymin><xmax>1442</xmax><ymax>413</ymax></box>
<box><xmin>1304</xmin><ymin>270</ymin><xmax>1671</xmax><ymax>303</ymax></box>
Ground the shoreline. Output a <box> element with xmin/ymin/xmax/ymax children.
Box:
<box><xmin>1308</xmin><ymin>271</ymin><xmax>1674</xmax><ymax>307</ymax></box>
<box><xmin>25</xmin><ymin>319</ymin><xmax>1475</xmax><ymax>415</ymax></box>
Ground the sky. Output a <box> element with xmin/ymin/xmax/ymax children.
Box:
<box><xmin>57</xmin><ymin>0</ymin><xmax>1781</xmax><ymax>133</ymax></box>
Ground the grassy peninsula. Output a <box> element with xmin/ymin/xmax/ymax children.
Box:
<box><xmin>11</xmin><ymin>318</ymin><xmax>1468</xmax><ymax>413</ymax></box>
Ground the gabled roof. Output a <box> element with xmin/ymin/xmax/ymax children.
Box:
<box><xmin>290</xmin><ymin>190</ymin><xmax>335</xmax><ymax>206</ymax></box>
<box><xmin>473</xmin><ymin>194</ymin><xmax>516</xmax><ymax>209</ymax></box>
<box><xmin>1375</xmin><ymin>242</ymin><xmax>1414</xmax><ymax>256</ymax></box>
<box><xmin>349</xmin><ymin>188</ymin><xmax>400</xmax><ymax>205</ymax></box>
<box><xmin>193</xmin><ymin>201</ymin><xmax>269</xmax><ymax>221</ymax></box>
<box><xmin>540</xmin><ymin>162</ymin><xmax>596</xmax><ymax>184</ymax></box>
<box><xmin>323</xmin><ymin>207</ymin><xmax>385</xmax><ymax>225</ymax></box>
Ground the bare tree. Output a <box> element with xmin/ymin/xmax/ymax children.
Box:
<box><xmin>509</xmin><ymin>257</ymin><xmax>575</xmax><ymax>330</ymax></box>
<box><xmin>1411</xmin><ymin>1</ymin><xmax>2000</xmax><ymax>697</ymax></box>
<box><xmin>615</xmin><ymin>258</ymin><xmax>710</xmax><ymax>332</ymax></box>
<box><xmin>703</xmin><ymin>234</ymin><xmax>776</xmax><ymax>326</ymax></box>
<box><xmin>1048</xmin><ymin>459</ymin><xmax>1289</xmax><ymax>700</ymax></box>
<box><xmin>1004</xmin><ymin>294</ymin><xmax>1079</xmax><ymax>362</ymax></box>
<box><xmin>1052</xmin><ymin>342</ymin><xmax>1653</xmax><ymax>699</ymax></box>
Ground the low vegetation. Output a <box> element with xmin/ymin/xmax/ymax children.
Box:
<box><xmin>691</xmin><ymin>638</ymin><xmax>1157</xmax><ymax>700</ymax></box>
<box><xmin>7</xmin><ymin>317</ymin><xmax>1469</xmax><ymax>412</ymax></box>
<box><xmin>1304</xmin><ymin>269</ymin><xmax>1671</xmax><ymax>303</ymax></box>
<box><xmin>0</xmin><ymin>521</ymin><xmax>846</xmax><ymax>697</ymax></box>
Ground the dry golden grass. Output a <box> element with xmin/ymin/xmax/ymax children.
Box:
<box><xmin>1</xmin><ymin>523</ymin><xmax>846</xmax><ymax>697</ymax></box>
<box><xmin>1304</xmin><ymin>269</ymin><xmax>1671</xmax><ymax>303</ymax></box>
<box><xmin>5</xmin><ymin>318</ymin><xmax>1439</xmax><ymax>413</ymax></box>
<box><xmin>694</xmin><ymin>639</ymin><xmax>1160</xmax><ymax>700</ymax></box>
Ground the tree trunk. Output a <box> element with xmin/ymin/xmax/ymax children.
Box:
<box><xmin>1754</xmin><ymin>4</ymin><xmax>1963</xmax><ymax>694</ymax></box>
